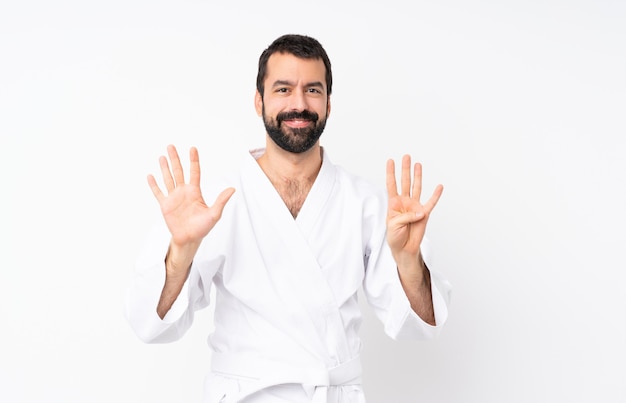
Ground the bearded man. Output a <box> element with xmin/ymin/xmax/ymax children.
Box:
<box><xmin>126</xmin><ymin>34</ymin><xmax>452</xmax><ymax>403</ymax></box>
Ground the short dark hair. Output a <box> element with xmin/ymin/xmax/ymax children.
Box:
<box><xmin>256</xmin><ymin>34</ymin><xmax>333</xmax><ymax>97</ymax></box>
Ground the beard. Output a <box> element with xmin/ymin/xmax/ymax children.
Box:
<box><xmin>262</xmin><ymin>106</ymin><xmax>327</xmax><ymax>154</ymax></box>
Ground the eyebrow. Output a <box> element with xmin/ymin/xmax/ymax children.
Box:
<box><xmin>271</xmin><ymin>80</ymin><xmax>325</xmax><ymax>90</ymax></box>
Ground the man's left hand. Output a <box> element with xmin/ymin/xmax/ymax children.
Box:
<box><xmin>385</xmin><ymin>155</ymin><xmax>443</xmax><ymax>265</ymax></box>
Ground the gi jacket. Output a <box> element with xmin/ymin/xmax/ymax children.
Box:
<box><xmin>126</xmin><ymin>148</ymin><xmax>451</xmax><ymax>402</ymax></box>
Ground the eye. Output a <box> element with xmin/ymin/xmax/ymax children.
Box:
<box><xmin>276</xmin><ymin>88</ymin><xmax>289</xmax><ymax>93</ymax></box>
<box><xmin>307</xmin><ymin>88</ymin><xmax>322</xmax><ymax>94</ymax></box>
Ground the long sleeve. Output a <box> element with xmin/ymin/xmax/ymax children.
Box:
<box><xmin>362</xmin><ymin>194</ymin><xmax>452</xmax><ymax>340</ymax></box>
<box><xmin>124</xmin><ymin>220</ymin><xmax>213</xmax><ymax>344</ymax></box>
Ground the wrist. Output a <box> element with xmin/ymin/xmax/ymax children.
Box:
<box><xmin>165</xmin><ymin>240</ymin><xmax>199</xmax><ymax>280</ymax></box>
<box><xmin>395</xmin><ymin>251</ymin><xmax>428</xmax><ymax>283</ymax></box>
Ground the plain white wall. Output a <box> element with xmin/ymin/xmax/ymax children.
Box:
<box><xmin>1</xmin><ymin>1</ymin><xmax>624</xmax><ymax>402</ymax></box>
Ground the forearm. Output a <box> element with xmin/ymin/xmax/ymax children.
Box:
<box><xmin>156</xmin><ymin>240</ymin><xmax>201</xmax><ymax>319</ymax></box>
<box><xmin>396</xmin><ymin>252</ymin><xmax>436</xmax><ymax>325</ymax></box>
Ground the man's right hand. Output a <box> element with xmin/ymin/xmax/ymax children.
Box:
<box><xmin>147</xmin><ymin>144</ymin><xmax>235</xmax><ymax>318</ymax></box>
<box><xmin>148</xmin><ymin>144</ymin><xmax>235</xmax><ymax>248</ymax></box>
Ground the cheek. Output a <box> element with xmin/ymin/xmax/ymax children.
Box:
<box><xmin>316</xmin><ymin>99</ymin><xmax>330</xmax><ymax>117</ymax></box>
<box><xmin>262</xmin><ymin>99</ymin><xmax>283</xmax><ymax>116</ymax></box>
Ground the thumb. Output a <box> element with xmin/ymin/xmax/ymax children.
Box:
<box><xmin>389</xmin><ymin>211</ymin><xmax>424</xmax><ymax>228</ymax></box>
<box><xmin>213</xmin><ymin>188</ymin><xmax>236</xmax><ymax>209</ymax></box>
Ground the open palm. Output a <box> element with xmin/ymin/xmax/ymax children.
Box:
<box><xmin>147</xmin><ymin>145</ymin><xmax>235</xmax><ymax>247</ymax></box>
<box><xmin>386</xmin><ymin>155</ymin><xmax>443</xmax><ymax>262</ymax></box>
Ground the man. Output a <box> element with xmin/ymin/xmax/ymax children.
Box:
<box><xmin>126</xmin><ymin>34</ymin><xmax>451</xmax><ymax>403</ymax></box>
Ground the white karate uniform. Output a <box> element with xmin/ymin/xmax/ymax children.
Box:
<box><xmin>125</xmin><ymin>148</ymin><xmax>452</xmax><ymax>403</ymax></box>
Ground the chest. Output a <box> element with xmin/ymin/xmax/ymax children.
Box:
<box><xmin>272</xmin><ymin>178</ymin><xmax>313</xmax><ymax>218</ymax></box>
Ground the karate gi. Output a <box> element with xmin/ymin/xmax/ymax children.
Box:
<box><xmin>125</xmin><ymin>148</ymin><xmax>452</xmax><ymax>403</ymax></box>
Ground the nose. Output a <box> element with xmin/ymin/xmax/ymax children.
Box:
<box><xmin>288</xmin><ymin>88</ymin><xmax>308</xmax><ymax>111</ymax></box>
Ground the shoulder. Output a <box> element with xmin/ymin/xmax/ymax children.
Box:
<box><xmin>328</xmin><ymin>162</ymin><xmax>388</xmax><ymax>220</ymax></box>
<box><xmin>332</xmin><ymin>162</ymin><xmax>386</xmax><ymax>201</ymax></box>
<box><xmin>198</xmin><ymin>150</ymin><xmax>251</xmax><ymax>200</ymax></box>
<box><xmin>322</xmin><ymin>148</ymin><xmax>384</xmax><ymax>198</ymax></box>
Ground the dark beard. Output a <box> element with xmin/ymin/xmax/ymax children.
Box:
<box><xmin>262</xmin><ymin>107</ymin><xmax>327</xmax><ymax>154</ymax></box>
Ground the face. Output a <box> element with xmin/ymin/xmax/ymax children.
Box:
<box><xmin>255</xmin><ymin>53</ymin><xmax>331</xmax><ymax>154</ymax></box>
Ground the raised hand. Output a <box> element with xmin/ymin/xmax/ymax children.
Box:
<box><xmin>149</xmin><ymin>145</ymin><xmax>235</xmax><ymax>318</ymax></box>
<box><xmin>147</xmin><ymin>145</ymin><xmax>235</xmax><ymax>248</ymax></box>
<box><xmin>386</xmin><ymin>155</ymin><xmax>443</xmax><ymax>264</ymax></box>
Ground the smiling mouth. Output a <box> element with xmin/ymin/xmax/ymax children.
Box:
<box><xmin>283</xmin><ymin>119</ymin><xmax>312</xmax><ymax>128</ymax></box>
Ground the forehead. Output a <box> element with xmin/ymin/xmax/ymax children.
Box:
<box><xmin>265</xmin><ymin>52</ymin><xmax>327</xmax><ymax>86</ymax></box>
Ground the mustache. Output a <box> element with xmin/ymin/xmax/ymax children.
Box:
<box><xmin>276</xmin><ymin>110</ymin><xmax>319</xmax><ymax>124</ymax></box>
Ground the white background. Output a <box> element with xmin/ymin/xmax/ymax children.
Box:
<box><xmin>1</xmin><ymin>1</ymin><xmax>625</xmax><ymax>402</ymax></box>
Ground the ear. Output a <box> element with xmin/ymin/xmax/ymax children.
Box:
<box><xmin>326</xmin><ymin>96</ymin><xmax>331</xmax><ymax>118</ymax></box>
<box><xmin>255</xmin><ymin>90</ymin><xmax>263</xmax><ymax>117</ymax></box>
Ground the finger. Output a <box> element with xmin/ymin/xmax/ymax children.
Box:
<box><xmin>213</xmin><ymin>187</ymin><xmax>236</xmax><ymax>209</ymax></box>
<box><xmin>424</xmin><ymin>184</ymin><xmax>444</xmax><ymax>212</ymax></box>
<box><xmin>189</xmin><ymin>146</ymin><xmax>201</xmax><ymax>186</ymax></box>
<box><xmin>401</xmin><ymin>154</ymin><xmax>411</xmax><ymax>197</ymax></box>
<box><xmin>159</xmin><ymin>155</ymin><xmax>175</xmax><ymax>193</ymax></box>
<box><xmin>147</xmin><ymin>174</ymin><xmax>165</xmax><ymax>202</ymax></box>
<box><xmin>386</xmin><ymin>159</ymin><xmax>398</xmax><ymax>198</ymax></box>
<box><xmin>412</xmin><ymin>162</ymin><xmax>423</xmax><ymax>201</ymax></box>
<box><xmin>389</xmin><ymin>211</ymin><xmax>423</xmax><ymax>227</ymax></box>
<box><xmin>210</xmin><ymin>188</ymin><xmax>236</xmax><ymax>220</ymax></box>
<box><xmin>167</xmin><ymin>144</ymin><xmax>185</xmax><ymax>186</ymax></box>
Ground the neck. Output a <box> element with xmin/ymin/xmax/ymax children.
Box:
<box><xmin>257</xmin><ymin>140</ymin><xmax>323</xmax><ymax>183</ymax></box>
<box><xmin>256</xmin><ymin>140</ymin><xmax>323</xmax><ymax>218</ymax></box>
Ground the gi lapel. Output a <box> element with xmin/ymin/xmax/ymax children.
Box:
<box><xmin>239</xmin><ymin>149</ymin><xmax>346</xmax><ymax>361</ymax></box>
<box><xmin>292</xmin><ymin>148</ymin><xmax>336</xmax><ymax>238</ymax></box>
